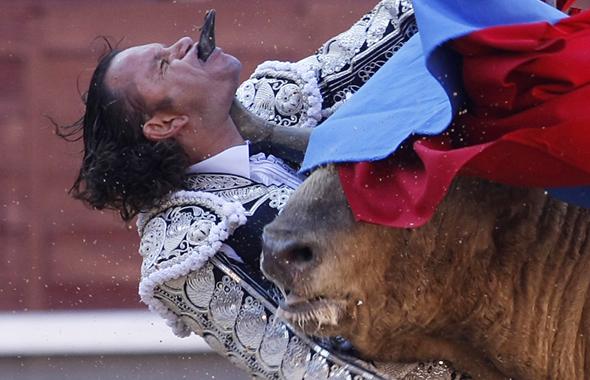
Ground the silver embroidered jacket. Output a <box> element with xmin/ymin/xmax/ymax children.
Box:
<box><xmin>138</xmin><ymin>1</ymin><xmax>467</xmax><ymax>379</ymax></box>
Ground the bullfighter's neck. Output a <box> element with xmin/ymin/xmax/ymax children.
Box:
<box><xmin>451</xmin><ymin>184</ymin><xmax>590</xmax><ymax>380</ymax></box>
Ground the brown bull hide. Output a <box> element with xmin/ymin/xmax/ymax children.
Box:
<box><xmin>261</xmin><ymin>166</ymin><xmax>590</xmax><ymax>380</ymax></box>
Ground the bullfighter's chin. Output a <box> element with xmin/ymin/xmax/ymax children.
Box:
<box><xmin>277</xmin><ymin>294</ymin><xmax>350</xmax><ymax>335</ymax></box>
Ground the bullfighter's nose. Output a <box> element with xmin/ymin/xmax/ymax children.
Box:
<box><xmin>261</xmin><ymin>228</ymin><xmax>315</xmax><ymax>288</ymax></box>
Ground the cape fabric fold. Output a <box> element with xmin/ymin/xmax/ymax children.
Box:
<box><xmin>302</xmin><ymin>0</ymin><xmax>590</xmax><ymax>228</ymax></box>
<box><xmin>301</xmin><ymin>0</ymin><xmax>564</xmax><ymax>172</ymax></box>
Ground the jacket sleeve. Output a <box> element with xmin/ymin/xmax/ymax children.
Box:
<box><xmin>236</xmin><ymin>0</ymin><xmax>416</xmax><ymax>128</ymax></box>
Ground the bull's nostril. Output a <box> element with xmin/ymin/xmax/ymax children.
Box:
<box><xmin>294</xmin><ymin>246</ymin><xmax>313</xmax><ymax>262</ymax></box>
<box><xmin>261</xmin><ymin>234</ymin><xmax>315</xmax><ymax>285</ymax></box>
<box><xmin>286</xmin><ymin>246</ymin><xmax>314</xmax><ymax>265</ymax></box>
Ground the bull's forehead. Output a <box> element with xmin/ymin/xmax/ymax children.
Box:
<box><xmin>281</xmin><ymin>167</ymin><xmax>352</xmax><ymax>222</ymax></box>
<box><xmin>295</xmin><ymin>167</ymin><xmax>345</xmax><ymax>204</ymax></box>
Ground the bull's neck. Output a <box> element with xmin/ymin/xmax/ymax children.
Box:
<box><xmin>454</xmin><ymin>191</ymin><xmax>590</xmax><ymax>380</ymax></box>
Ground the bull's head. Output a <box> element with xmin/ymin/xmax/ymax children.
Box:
<box><xmin>261</xmin><ymin>165</ymin><xmax>469</xmax><ymax>360</ymax></box>
<box><xmin>262</xmin><ymin>166</ymin><xmax>365</xmax><ymax>336</ymax></box>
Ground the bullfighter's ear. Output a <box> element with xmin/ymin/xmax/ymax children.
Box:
<box><xmin>142</xmin><ymin>113</ymin><xmax>189</xmax><ymax>141</ymax></box>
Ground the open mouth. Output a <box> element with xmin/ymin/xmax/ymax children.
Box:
<box><xmin>277</xmin><ymin>293</ymin><xmax>347</xmax><ymax>331</ymax></box>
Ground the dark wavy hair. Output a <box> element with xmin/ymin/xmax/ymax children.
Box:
<box><xmin>57</xmin><ymin>42</ymin><xmax>189</xmax><ymax>221</ymax></box>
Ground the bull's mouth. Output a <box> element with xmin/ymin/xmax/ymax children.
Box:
<box><xmin>277</xmin><ymin>293</ymin><xmax>348</xmax><ymax>333</ymax></box>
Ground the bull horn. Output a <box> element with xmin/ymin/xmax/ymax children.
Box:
<box><xmin>230</xmin><ymin>98</ymin><xmax>273</xmax><ymax>143</ymax></box>
<box><xmin>197</xmin><ymin>9</ymin><xmax>216</xmax><ymax>61</ymax></box>
<box><xmin>230</xmin><ymin>99</ymin><xmax>311</xmax><ymax>163</ymax></box>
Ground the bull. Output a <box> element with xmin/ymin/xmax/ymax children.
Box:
<box><xmin>261</xmin><ymin>166</ymin><xmax>590</xmax><ymax>380</ymax></box>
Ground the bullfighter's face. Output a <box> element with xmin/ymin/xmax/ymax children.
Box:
<box><xmin>105</xmin><ymin>36</ymin><xmax>241</xmax><ymax>125</ymax></box>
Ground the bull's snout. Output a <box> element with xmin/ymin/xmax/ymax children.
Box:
<box><xmin>261</xmin><ymin>227</ymin><xmax>316</xmax><ymax>289</ymax></box>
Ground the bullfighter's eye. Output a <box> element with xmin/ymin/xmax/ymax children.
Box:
<box><xmin>160</xmin><ymin>59</ymin><xmax>168</xmax><ymax>73</ymax></box>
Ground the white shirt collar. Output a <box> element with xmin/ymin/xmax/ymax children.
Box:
<box><xmin>185</xmin><ymin>144</ymin><xmax>251</xmax><ymax>178</ymax></box>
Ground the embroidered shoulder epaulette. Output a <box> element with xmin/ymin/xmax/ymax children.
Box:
<box><xmin>137</xmin><ymin>187</ymin><xmax>247</xmax><ymax>335</ymax></box>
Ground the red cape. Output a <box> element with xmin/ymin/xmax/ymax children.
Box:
<box><xmin>339</xmin><ymin>11</ymin><xmax>590</xmax><ymax>228</ymax></box>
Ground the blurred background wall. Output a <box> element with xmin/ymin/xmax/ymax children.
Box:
<box><xmin>0</xmin><ymin>0</ymin><xmax>373</xmax><ymax>379</ymax></box>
